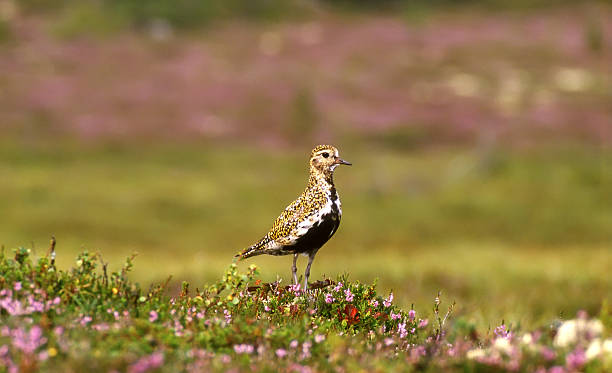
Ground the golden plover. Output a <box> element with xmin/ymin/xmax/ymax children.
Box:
<box><xmin>236</xmin><ymin>145</ymin><xmax>351</xmax><ymax>289</ymax></box>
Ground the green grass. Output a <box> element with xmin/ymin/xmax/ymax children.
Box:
<box><xmin>0</xmin><ymin>141</ymin><xmax>610</xmax><ymax>328</ymax></box>
<box><xmin>1</xmin><ymin>248</ymin><xmax>610</xmax><ymax>372</ymax></box>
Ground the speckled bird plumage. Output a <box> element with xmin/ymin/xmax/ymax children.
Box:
<box><xmin>235</xmin><ymin>145</ymin><xmax>351</xmax><ymax>289</ymax></box>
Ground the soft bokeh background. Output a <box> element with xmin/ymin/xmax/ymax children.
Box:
<box><xmin>1</xmin><ymin>0</ymin><xmax>611</xmax><ymax>328</ymax></box>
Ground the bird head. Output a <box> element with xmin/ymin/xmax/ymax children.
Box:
<box><xmin>309</xmin><ymin>145</ymin><xmax>351</xmax><ymax>176</ymax></box>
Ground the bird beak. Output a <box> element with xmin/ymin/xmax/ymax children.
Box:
<box><xmin>335</xmin><ymin>158</ymin><xmax>352</xmax><ymax>166</ymax></box>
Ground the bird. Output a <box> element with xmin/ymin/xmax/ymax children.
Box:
<box><xmin>235</xmin><ymin>145</ymin><xmax>351</xmax><ymax>289</ymax></box>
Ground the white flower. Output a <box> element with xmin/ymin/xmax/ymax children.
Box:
<box><xmin>493</xmin><ymin>337</ymin><xmax>513</xmax><ymax>355</ymax></box>
<box><xmin>586</xmin><ymin>339</ymin><xmax>612</xmax><ymax>360</ymax></box>
<box><xmin>521</xmin><ymin>333</ymin><xmax>533</xmax><ymax>345</ymax></box>
<box><xmin>466</xmin><ymin>348</ymin><xmax>486</xmax><ymax>359</ymax></box>
<box><xmin>553</xmin><ymin>68</ymin><xmax>593</xmax><ymax>93</ymax></box>
<box><xmin>587</xmin><ymin>339</ymin><xmax>603</xmax><ymax>360</ymax></box>
<box><xmin>554</xmin><ymin>319</ymin><xmax>604</xmax><ymax>348</ymax></box>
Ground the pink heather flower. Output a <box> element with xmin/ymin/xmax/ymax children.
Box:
<box><xmin>0</xmin><ymin>298</ymin><xmax>24</xmax><ymax>316</ymax></box>
<box><xmin>370</xmin><ymin>299</ymin><xmax>379</xmax><ymax>307</ymax></box>
<box><xmin>314</xmin><ymin>334</ymin><xmax>325</xmax><ymax>343</ymax></box>
<box><xmin>344</xmin><ymin>289</ymin><xmax>354</xmax><ymax>302</ymax></box>
<box><xmin>301</xmin><ymin>341</ymin><xmax>312</xmax><ymax>359</ymax></box>
<box><xmin>577</xmin><ymin>310</ymin><xmax>588</xmax><ymax>319</ymax></box>
<box><xmin>290</xmin><ymin>340</ymin><xmax>299</xmax><ymax>349</ymax></box>
<box><xmin>494</xmin><ymin>324</ymin><xmax>512</xmax><ymax>339</ymax></box>
<box><xmin>410</xmin><ymin>345</ymin><xmax>427</xmax><ymax>360</ymax></box>
<box><xmin>53</xmin><ymin>326</ymin><xmax>64</xmax><ymax>336</ymax></box>
<box><xmin>397</xmin><ymin>322</ymin><xmax>408</xmax><ymax>339</ymax></box>
<box><xmin>333</xmin><ymin>282</ymin><xmax>343</xmax><ymax>292</ymax></box>
<box><xmin>540</xmin><ymin>347</ymin><xmax>556</xmax><ymax>361</ymax></box>
<box><xmin>566</xmin><ymin>348</ymin><xmax>586</xmax><ymax>370</ymax></box>
<box><xmin>28</xmin><ymin>297</ymin><xmax>45</xmax><ymax>313</ymax></box>
<box><xmin>290</xmin><ymin>283</ymin><xmax>302</xmax><ymax>296</ymax></box>
<box><xmin>418</xmin><ymin>319</ymin><xmax>429</xmax><ymax>328</ymax></box>
<box><xmin>149</xmin><ymin>311</ymin><xmax>158</xmax><ymax>322</ymax></box>
<box><xmin>223</xmin><ymin>309</ymin><xmax>231</xmax><ymax>324</ymax></box>
<box><xmin>92</xmin><ymin>323</ymin><xmax>110</xmax><ymax>332</ymax></box>
<box><xmin>325</xmin><ymin>293</ymin><xmax>334</xmax><ymax>304</ymax></box>
<box><xmin>233</xmin><ymin>344</ymin><xmax>254</xmax><ymax>354</ymax></box>
<box><xmin>276</xmin><ymin>348</ymin><xmax>287</xmax><ymax>357</ymax></box>
<box><xmin>264</xmin><ymin>304</ymin><xmax>271</xmax><ymax>312</ymax></box>
<box><xmin>128</xmin><ymin>352</ymin><xmax>164</xmax><ymax>373</ymax></box>
<box><xmin>196</xmin><ymin>311</ymin><xmax>205</xmax><ymax>319</ymax></box>
<box><xmin>11</xmin><ymin>326</ymin><xmax>47</xmax><ymax>355</ymax></box>
<box><xmin>13</xmin><ymin>282</ymin><xmax>21</xmax><ymax>291</ymax></box>
<box><xmin>390</xmin><ymin>312</ymin><xmax>401</xmax><ymax>320</ymax></box>
<box><xmin>384</xmin><ymin>338</ymin><xmax>394</xmax><ymax>346</ymax></box>
<box><xmin>383</xmin><ymin>293</ymin><xmax>393</xmax><ymax>307</ymax></box>
<box><xmin>548</xmin><ymin>366</ymin><xmax>565</xmax><ymax>373</ymax></box>
<box><xmin>80</xmin><ymin>316</ymin><xmax>92</xmax><ymax>326</ymax></box>
<box><xmin>408</xmin><ymin>309</ymin><xmax>416</xmax><ymax>321</ymax></box>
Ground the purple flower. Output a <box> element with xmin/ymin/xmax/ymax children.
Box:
<box><xmin>314</xmin><ymin>334</ymin><xmax>325</xmax><ymax>343</ymax></box>
<box><xmin>370</xmin><ymin>299</ymin><xmax>379</xmax><ymax>307</ymax></box>
<box><xmin>383</xmin><ymin>293</ymin><xmax>393</xmax><ymax>308</ymax></box>
<box><xmin>27</xmin><ymin>296</ymin><xmax>45</xmax><ymax>313</ymax></box>
<box><xmin>276</xmin><ymin>348</ymin><xmax>287</xmax><ymax>357</ymax></box>
<box><xmin>233</xmin><ymin>344</ymin><xmax>254</xmax><ymax>354</ymax></box>
<box><xmin>408</xmin><ymin>309</ymin><xmax>416</xmax><ymax>321</ymax></box>
<box><xmin>0</xmin><ymin>298</ymin><xmax>24</xmax><ymax>315</ymax></box>
<box><xmin>325</xmin><ymin>293</ymin><xmax>334</xmax><ymax>304</ymax></box>
<box><xmin>128</xmin><ymin>352</ymin><xmax>164</xmax><ymax>373</ymax></box>
<box><xmin>290</xmin><ymin>340</ymin><xmax>299</xmax><ymax>349</ymax></box>
<box><xmin>149</xmin><ymin>311</ymin><xmax>158</xmax><ymax>322</ymax></box>
<box><xmin>290</xmin><ymin>283</ymin><xmax>302</xmax><ymax>296</ymax></box>
<box><xmin>13</xmin><ymin>282</ymin><xmax>21</xmax><ymax>291</ymax></box>
<box><xmin>397</xmin><ymin>322</ymin><xmax>408</xmax><ymax>338</ymax></box>
<box><xmin>494</xmin><ymin>324</ymin><xmax>512</xmax><ymax>339</ymax></box>
<box><xmin>11</xmin><ymin>326</ymin><xmax>47</xmax><ymax>355</ymax></box>
<box><xmin>223</xmin><ymin>309</ymin><xmax>231</xmax><ymax>324</ymax></box>
<box><xmin>566</xmin><ymin>348</ymin><xmax>586</xmax><ymax>370</ymax></box>
<box><xmin>540</xmin><ymin>346</ymin><xmax>556</xmax><ymax>361</ymax></box>
<box><xmin>333</xmin><ymin>282</ymin><xmax>343</xmax><ymax>292</ymax></box>
<box><xmin>79</xmin><ymin>316</ymin><xmax>92</xmax><ymax>326</ymax></box>
<box><xmin>418</xmin><ymin>319</ymin><xmax>429</xmax><ymax>328</ymax></box>
<box><xmin>301</xmin><ymin>341</ymin><xmax>312</xmax><ymax>359</ymax></box>
<box><xmin>344</xmin><ymin>289</ymin><xmax>354</xmax><ymax>302</ymax></box>
<box><xmin>390</xmin><ymin>312</ymin><xmax>401</xmax><ymax>320</ymax></box>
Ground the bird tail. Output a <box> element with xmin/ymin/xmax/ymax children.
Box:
<box><xmin>235</xmin><ymin>237</ymin><xmax>269</xmax><ymax>260</ymax></box>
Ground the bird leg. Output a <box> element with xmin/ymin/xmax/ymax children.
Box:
<box><xmin>292</xmin><ymin>254</ymin><xmax>298</xmax><ymax>285</ymax></box>
<box><xmin>303</xmin><ymin>253</ymin><xmax>315</xmax><ymax>290</ymax></box>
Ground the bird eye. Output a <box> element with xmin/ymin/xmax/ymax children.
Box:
<box><xmin>322</xmin><ymin>152</ymin><xmax>329</xmax><ymax>158</ymax></box>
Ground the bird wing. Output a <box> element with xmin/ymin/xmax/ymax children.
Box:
<box><xmin>236</xmin><ymin>195</ymin><xmax>309</xmax><ymax>258</ymax></box>
<box><xmin>269</xmin><ymin>195</ymin><xmax>311</xmax><ymax>246</ymax></box>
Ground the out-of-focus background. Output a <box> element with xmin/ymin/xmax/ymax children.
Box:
<box><xmin>1</xmin><ymin>0</ymin><xmax>610</xmax><ymax>327</ymax></box>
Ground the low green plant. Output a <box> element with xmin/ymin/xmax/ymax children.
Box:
<box><xmin>1</xmin><ymin>244</ymin><xmax>610</xmax><ymax>372</ymax></box>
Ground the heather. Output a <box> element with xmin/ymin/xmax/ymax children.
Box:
<box><xmin>1</xmin><ymin>1</ymin><xmax>611</xmax><ymax>372</ymax></box>
<box><xmin>1</xmin><ymin>246</ymin><xmax>610</xmax><ymax>372</ymax></box>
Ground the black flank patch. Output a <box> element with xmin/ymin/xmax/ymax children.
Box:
<box><xmin>286</xmin><ymin>213</ymin><xmax>340</xmax><ymax>254</ymax></box>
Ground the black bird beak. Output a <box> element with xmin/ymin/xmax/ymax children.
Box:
<box><xmin>335</xmin><ymin>158</ymin><xmax>352</xmax><ymax>166</ymax></box>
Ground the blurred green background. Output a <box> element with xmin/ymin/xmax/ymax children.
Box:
<box><xmin>1</xmin><ymin>0</ymin><xmax>611</xmax><ymax>328</ymax></box>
